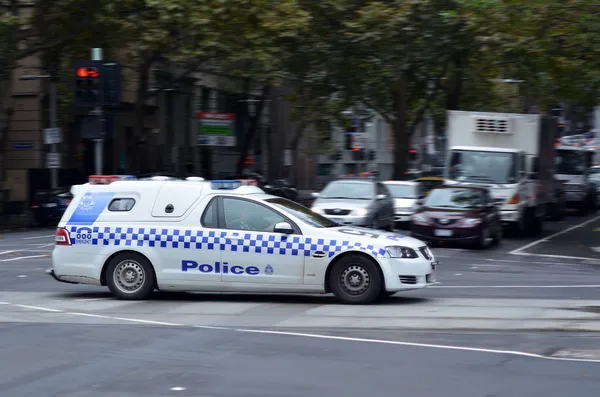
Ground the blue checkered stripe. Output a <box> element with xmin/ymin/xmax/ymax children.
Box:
<box><xmin>67</xmin><ymin>226</ymin><xmax>388</xmax><ymax>258</ymax></box>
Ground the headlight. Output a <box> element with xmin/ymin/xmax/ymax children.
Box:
<box><xmin>353</xmin><ymin>207</ymin><xmax>369</xmax><ymax>216</ymax></box>
<box><xmin>412</xmin><ymin>213</ymin><xmax>429</xmax><ymax>225</ymax></box>
<box><xmin>457</xmin><ymin>218</ymin><xmax>481</xmax><ymax>227</ymax></box>
<box><xmin>311</xmin><ymin>207</ymin><xmax>322</xmax><ymax>214</ymax></box>
<box><xmin>386</xmin><ymin>246</ymin><xmax>419</xmax><ymax>259</ymax></box>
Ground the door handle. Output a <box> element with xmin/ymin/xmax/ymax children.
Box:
<box><xmin>227</xmin><ymin>234</ymin><xmax>243</xmax><ymax>241</ymax></box>
<box><xmin>312</xmin><ymin>251</ymin><xmax>326</xmax><ymax>258</ymax></box>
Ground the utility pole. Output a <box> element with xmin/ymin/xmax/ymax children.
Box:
<box><xmin>49</xmin><ymin>78</ymin><xmax>58</xmax><ymax>189</ymax></box>
<box><xmin>92</xmin><ymin>48</ymin><xmax>104</xmax><ymax>175</ymax></box>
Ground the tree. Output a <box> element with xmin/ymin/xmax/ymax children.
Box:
<box><xmin>318</xmin><ymin>0</ymin><xmax>468</xmax><ymax>178</ymax></box>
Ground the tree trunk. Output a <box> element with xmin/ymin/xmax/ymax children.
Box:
<box><xmin>446</xmin><ymin>56</ymin><xmax>465</xmax><ymax>111</ymax></box>
<box><xmin>128</xmin><ymin>56</ymin><xmax>153</xmax><ymax>174</ymax></box>
<box><xmin>235</xmin><ymin>85</ymin><xmax>270</xmax><ymax>175</ymax></box>
<box><xmin>391</xmin><ymin>76</ymin><xmax>410</xmax><ymax>179</ymax></box>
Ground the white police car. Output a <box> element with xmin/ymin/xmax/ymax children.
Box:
<box><xmin>48</xmin><ymin>176</ymin><xmax>438</xmax><ymax>304</ymax></box>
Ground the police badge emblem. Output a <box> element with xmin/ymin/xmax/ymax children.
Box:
<box><xmin>265</xmin><ymin>265</ymin><xmax>274</xmax><ymax>275</ymax></box>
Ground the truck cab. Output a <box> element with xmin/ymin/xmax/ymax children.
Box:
<box><xmin>444</xmin><ymin>111</ymin><xmax>557</xmax><ymax>236</ymax></box>
<box><xmin>555</xmin><ymin>144</ymin><xmax>596</xmax><ymax>215</ymax></box>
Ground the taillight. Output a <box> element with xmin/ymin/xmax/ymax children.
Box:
<box><xmin>32</xmin><ymin>200</ymin><xmax>40</xmax><ymax>208</ymax></box>
<box><xmin>55</xmin><ymin>228</ymin><xmax>72</xmax><ymax>246</ymax></box>
<box><xmin>65</xmin><ymin>199</ymin><xmax>71</xmax><ymax>206</ymax></box>
<box><xmin>507</xmin><ymin>193</ymin><xmax>519</xmax><ymax>205</ymax></box>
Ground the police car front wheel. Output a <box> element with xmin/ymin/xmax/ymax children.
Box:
<box><xmin>106</xmin><ymin>253</ymin><xmax>156</xmax><ymax>300</ymax></box>
<box><xmin>329</xmin><ymin>255</ymin><xmax>383</xmax><ymax>304</ymax></box>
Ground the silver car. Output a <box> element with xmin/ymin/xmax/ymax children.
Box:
<box><xmin>310</xmin><ymin>177</ymin><xmax>395</xmax><ymax>230</ymax></box>
<box><xmin>383</xmin><ymin>180</ymin><xmax>425</xmax><ymax>228</ymax></box>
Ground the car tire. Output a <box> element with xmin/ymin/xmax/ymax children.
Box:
<box><xmin>329</xmin><ymin>254</ymin><xmax>383</xmax><ymax>304</ymax></box>
<box><xmin>106</xmin><ymin>252</ymin><xmax>156</xmax><ymax>300</ymax></box>
<box><xmin>475</xmin><ymin>227</ymin><xmax>489</xmax><ymax>249</ymax></box>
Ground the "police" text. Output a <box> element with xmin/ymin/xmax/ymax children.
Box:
<box><xmin>181</xmin><ymin>260</ymin><xmax>259</xmax><ymax>275</ymax></box>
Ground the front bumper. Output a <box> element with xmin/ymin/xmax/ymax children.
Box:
<box><xmin>394</xmin><ymin>212</ymin><xmax>414</xmax><ymax>223</ymax></box>
<box><xmin>411</xmin><ymin>224</ymin><xmax>481</xmax><ymax>242</ymax></box>
<box><xmin>499</xmin><ymin>210</ymin><xmax>520</xmax><ymax>224</ymax></box>
<box><xmin>323</xmin><ymin>214</ymin><xmax>370</xmax><ymax>226</ymax></box>
<box><xmin>380</xmin><ymin>255</ymin><xmax>438</xmax><ymax>292</ymax></box>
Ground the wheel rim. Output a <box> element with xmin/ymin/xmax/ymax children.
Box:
<box><xmin>339</xmin><ymin>264</ymin><xmax>371</xmax><ymax>296</ymax></box>
<box><xmin>113</xmin><ymin>260</ymin><xmax>145</xmax><ymax>294</ymax></box>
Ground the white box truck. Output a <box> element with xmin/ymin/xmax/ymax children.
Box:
<box><xmin>444</xmin><ymin>110</ymin><xmax>557</xmax><ymax>236</ymax></box>
<box><xmin>554</xmin><ymin>143</ymin><xmax>597</xmax><ymax>215</ymax></box>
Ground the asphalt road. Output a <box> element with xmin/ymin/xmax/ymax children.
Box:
<box><xmin>1</xmin><ymin>215</ymin><xmax>600</xmax><ymax>396</ymax></box>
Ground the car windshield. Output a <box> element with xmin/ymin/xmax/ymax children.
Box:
<box><xmin>590</xmin><ymin>173</ymin><xmax>600</xmax><ymax>183</ymax></box>
<box><xmin>555</xmin><ymin>149</ymin><xmax>585</xmax><ymax>175</ymax></box>
<box><xmin>265</xmin><ymin>197</ymin><xmax>338</xmax><ymax>228</ymax></box>
<box><xmin>319</xmin><ymin>181</ymin><xmax>374</xmax><ymax>200</ymax></box>
<box><xmin>385</xmin><ymin>184</ymin><xmax>419</xmax><ymax>198</ymax></box>
<box><xmin>448</xmin><ymin>150</ymin><xmax>517</xmax><ymax>184</ymax></box>
<box><xmin>425</xmin><ymin>188</ymin><xmax>484</xmax><ymax>209</ymax></box>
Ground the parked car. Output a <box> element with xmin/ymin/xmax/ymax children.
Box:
<box><xmin>383</xmin><ymin>180</ymin><xmax>425</xmax><ymax>229</ymax></box>
<box><xmin>310</xmin><ymin>176</ymin><xmax>394</xmax><ymax>230</ymax></box>
<box><xmin>410</xmin><ymin>185</ymin><xmax>502</xmax><ymax>249</ymax></box>
<box><xmin>31</xmin><ymin>190</ymin><xmax>73</xmax><ymax>227</ymax></box>
<box><xmin>225</xmin><ymin>173</ymin><xmax>300</xmax><ymax>202</ymax></box>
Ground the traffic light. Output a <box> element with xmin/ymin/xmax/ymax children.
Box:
<box><xmin>409</xmin><ymin>148</ymin><xmax>417</xmax><ymax>162</ymax></box>
<box><xmin>74</xmin><ymin>60</ymin><xmax>104</xmax><ymax>107</ymax></box>
<box><xmin>102</xmin><ymin>62</ymin><xmax>121</xmax><ymax>107</ymax></box>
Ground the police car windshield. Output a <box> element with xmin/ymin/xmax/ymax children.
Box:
<box><xmin>264</xmin><ymin>198</ymin><xmax>339</xmax><ymax>228</ymax></box>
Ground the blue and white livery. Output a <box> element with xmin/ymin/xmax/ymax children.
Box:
<box><xmin>49</xmin><ymin>177</ymin><xmax>438</xmax><ymax>304</ymax></box>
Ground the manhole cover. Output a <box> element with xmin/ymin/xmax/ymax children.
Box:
<box><xmin>550</xmin><ymin>349</ymin><xmax>600</xmax><ymax>360</ymax></box>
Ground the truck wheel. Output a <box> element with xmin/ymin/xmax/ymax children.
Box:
<box><xmin>329</xmin><ymin>254</ymin><xmax>383</xmax><ymax>304</ymax></box>
<box><xmin>106</xmin><ymin>252</ymin><xmax>156</xmax><ymax>300</ymax></box>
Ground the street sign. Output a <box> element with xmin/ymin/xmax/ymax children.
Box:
<box><xmin>196</xmin><ymin>112</ymin><xmax>237</xmax><ymax>146</ymax></box>
<box><xmin>46</xmin><ymin>153</ymin><xmax>60</xmax><ymax>169</ymax></box>
<box><xmin>351</xmin><ymin>132</ymin><xmax>366</xmax><ymax>150</ymax></box>
<box><xmin>44</xmin><ymin>128</ymin><xmax>62</xmax><ymax>145</ymax></box>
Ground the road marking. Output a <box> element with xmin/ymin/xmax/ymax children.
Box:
<box><xmin>2</xmin><ymin>301</ymin><xmax>600</xmax><ymax>363</ymax></box>
<box><xmin>432</xmin><ymin>284</ymin><xmax>600</xmax><ymax>289</ymax></box>
<box><xmin>14</xmin><ymin>304</ymin><xmax>63</xmax><ymax>312</ymax></box>
<box><xmin>74</xmin><ymin>298</ymin><xmax>110</xmax><ymax>302</ymax></box>
<box><xmin>22</xmin><ymin>234</ymin><xmax>55</xmax><ymax>240</ymax></box>
<box><xmin>507</xmin><ymin>252</ymin><xmax>599</xmax><ymax>261</ymax></box>
<box><xmin>435</xmin><ymin>255</ymin><xmax>590</xmax><ymax>266</ymax></box>
<box><xmin>0</xmin><ymin>254</ymin><xmax>48</xmax><ymax>262</ymax></box>
<box><xmin>509</xmin><ymin>214</ymin><xmax>600</xmax><ymax>257</ymax></box>
<box><xmin>170</xmin><ymin>387</ymin><xmax>187</xmax><ymax>391</ymax></box>
<box><xmin>0</xmin><ymin>250</ymin><xmax>16</xmax><ymax>255</ymax></box>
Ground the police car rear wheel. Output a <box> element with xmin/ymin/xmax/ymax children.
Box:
<box><xmin>106</xmin><ymin>253</ymin><xmax>155</xmax><ymax>300</ymax></box>
<box><xmin>329</xmin><ymin>255</ymin><xmax>382</xmax><ymax>304</ymax></box>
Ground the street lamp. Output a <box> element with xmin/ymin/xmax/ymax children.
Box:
<box><xmin>20</xmin><ymin>74</ymin><xmax>59</xmax><ymax>190</ymax></box>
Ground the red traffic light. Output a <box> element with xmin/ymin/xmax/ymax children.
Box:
<box><xmin>76</xmin><ymin>67</ymin><xmax>99</xmax><ymax>78</ymax></box>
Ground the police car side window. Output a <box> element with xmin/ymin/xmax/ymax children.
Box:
<box><xmin>108</xmin><ymin>198</ymin><xmax>135</xmax><ymax>212</ymax></box>
<box><xmin>222</xmin><ymin>198</ymin><xmax>286</xmax><ymax>232</ymax></box>
<box><xmin>201</xmin><ymin>197</ymin><xmax>219</xmax><ymax>228</ymax></box>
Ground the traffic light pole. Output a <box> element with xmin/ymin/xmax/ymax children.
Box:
<box><xmin>92</xmin><ymin>48</ymin><xmax>104</xmax><ymax>175</ymax></box>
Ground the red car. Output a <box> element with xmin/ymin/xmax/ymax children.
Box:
<box><xmin>410</xmin><ymin>185</ymin><xmax>503</xmax><ymax>249</ymax></box>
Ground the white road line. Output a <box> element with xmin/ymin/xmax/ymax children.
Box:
<box><xmin>509</xmin><ymin>214</ymin><xmax>600</xmax><ymax>256</ymax></box>
<box><xmin>434</xmin><ymin>255</ymin><xmax>591</xmax><ymax>266</ymax></box>
<box><xmin>0</xmin><ymin>254</ymin><xmax>48</xmax><ymax>262</ymax></box>
<box><xmin>74</xmin><ymin>298</ymin><xmax>110</xmax><ymax>302</ymax></box>
<box><xmin>0</xmin><ymin>250</ymin><xmax>16</xmax><ymax>255</ymax></box>
<box><xmin>431</xmin><ymin>284</ymin><xmax>600</xmax><ymax>289</ymax></box>
<box><xmin>22</xmin><ymin>234</ymin><xmax>55</xmax><ymax>240</ymax></box>
<box><xmin>14</xmin><ymin>304</ymin><xmax>63</xmax><ymax>312</ymax></box>
<box><xmin>3</xmin><ymin>302</ymin><xmax>600</xmax><ymax>363</ymax></box>
<box><xmin>0</xmin><ymin>301</ymin><xmax>9</xmax><ymax>305</ymax></box>
<box><xmin>509</xmin><ymin>252</ymin><xmax>600</xmax><ymax>261</ymax></box>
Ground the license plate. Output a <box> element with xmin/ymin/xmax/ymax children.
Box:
<box><xmin>44</xmin><ymin>203</ymin><xmax>57</xmax><ymax>208</ymax></box>
<box><xmin>434</xmin><ymin>229</ymin><xmax>452</xmax><ymax>237</ymax></box>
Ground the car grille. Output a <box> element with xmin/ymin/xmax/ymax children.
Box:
<box><xmin>419</xmin><ymin>246</ymin><xmax>432</xmax><ymax>260</ymax></box>
<box><xmin>399</xmin><ymin>275</ymin><xmax>417</xmax><ymax>284</ymax></box>
<box><xmin>433</xmin><ymin>218</ymin><xmax>458</xmax><ymax>226</ymax></box>
<box><xmin>324</xmin><ymin>209</ymin><xmax>351</xmax><ymax>215</ymax></box>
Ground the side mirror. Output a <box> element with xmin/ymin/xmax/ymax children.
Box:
<box><xmin>311</xmin><ymin>192</ymin><xmax>320</xmax><ymax>198</ymax></box>
<box><xmin>273</xmin><ymin>222</ymin><xmax>294</xmax><ymax>234</ymax></box>
<box><xmin>376</xmin><ymin>194</ymin><xmax>387</xmax><ymax>200</ymax></box>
